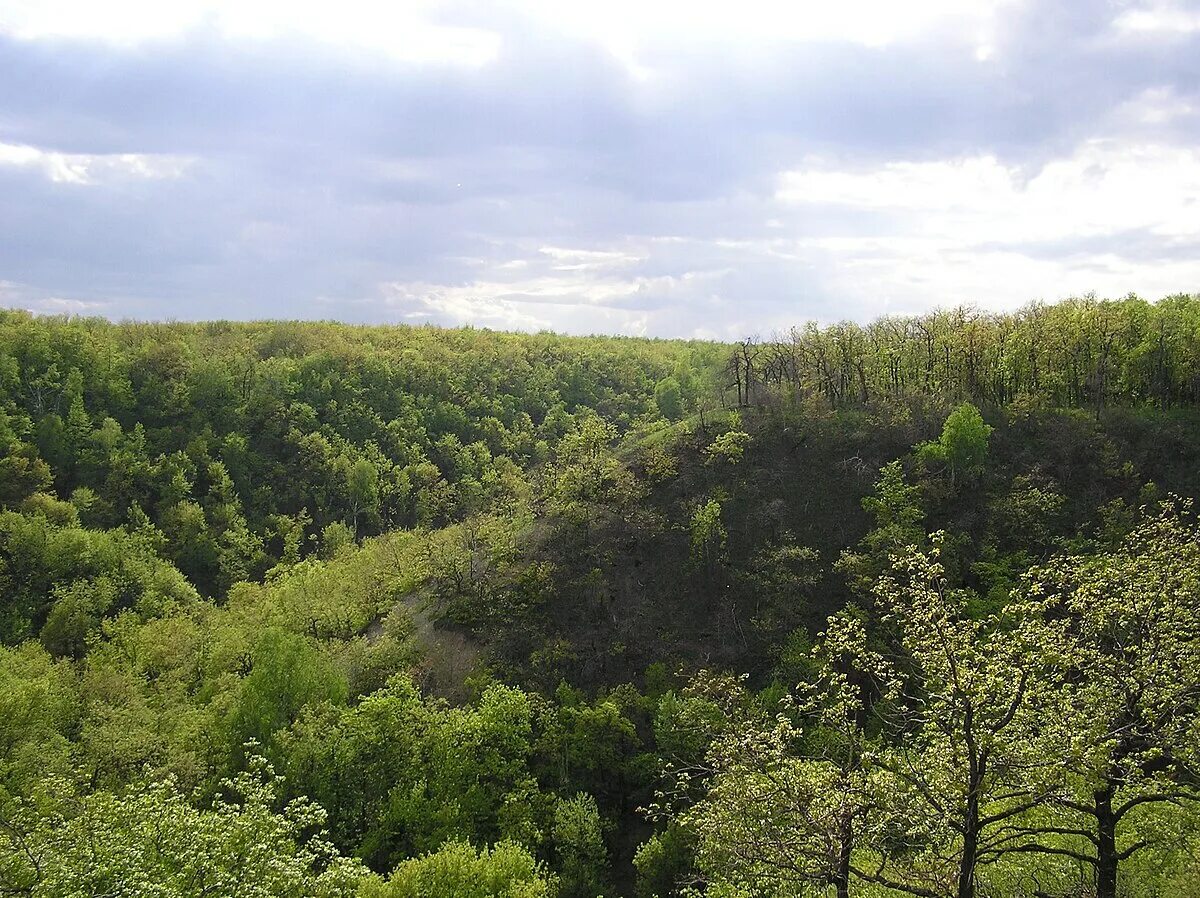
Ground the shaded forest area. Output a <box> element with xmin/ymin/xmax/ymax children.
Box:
<box><xmin>4</xmin><ymin>295</ymin><xmax>1200</xmax><ymax>897</ymax></box>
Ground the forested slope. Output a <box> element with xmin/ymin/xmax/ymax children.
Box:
<box><xmin>4</xmin><ymin>296</ymin><xmax>1200</xmax><ymax>897</ymax></box>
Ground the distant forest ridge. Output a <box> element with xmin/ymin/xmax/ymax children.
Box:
<box><xmin>8</xmin><ymin>292</ymin><xmax>1200</xmax><ymax>410</ymax></box>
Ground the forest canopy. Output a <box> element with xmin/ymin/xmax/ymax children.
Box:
<box><xmin>4</xmin><ymin>294</ymin><xmax>1200</xmax><ymax>897</ymax></box>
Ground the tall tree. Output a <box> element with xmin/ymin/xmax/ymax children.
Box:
<box><xmin>999</xmin><ymin>501</ymin><xmax>1200</xmax><ymax>898</ymax></box>
<box><xmin>868</xmin><ymin>537</ymin><xmax>1059</xmax><ymax>898</ymax></box>
<box><xmin>671</xmin><ymin>611</ymin><xmax>894</xmax><ymax>898</ymax></box>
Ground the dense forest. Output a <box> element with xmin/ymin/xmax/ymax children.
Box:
<box><xmin>4</xmin><ymin>294</ymin><xmax>1200</xmax><ymax>897</ymax></box>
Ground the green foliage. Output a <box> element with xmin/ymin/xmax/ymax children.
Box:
<box><xmin>861</xmin><ymin>460</ymin><xmax>925</xmax><ymax>534</ymax></box>
<box><xmin>671</xmin><ymin>614</ymin><xmax>891</xmax><ymax>898</ymax></box>
<box><xmin>551</xmin><ymin>793</ymin><xmax>608</xmax><ymax>898</ymax></box>
<box><xmin>0</xmin><ymin>310</ymin><xmax>717</xmax><ymax>587</ymax></box>
<box><xmin>917</xmin><ymin>402</ymin><xmax>993</xmax><ymax>484</ymax></box>
<box><xmin>229</xmin><ymin>628</ymin><xmax>348</xmax><ymax>758</ymax></box>
<box><xmin>688</xmin><ymin>499</ymin><xmax>726</xmax><ymax>569</ymax></box>
<box><xmin>836</xmin><ymin>460</ymin><xmax>926</xmax><ymax>594</ymax></box>
<box><xmin>1005</xmin><ymin>501</ymin><xmax>1200</xmax><ymax>895</ymax></box>
<box><xmin>867</xmin><ymin>536</ymin><xmax>1057</xmax><ymax>896</ymax></box>
<box><xmin>320</xmin><ymin>521</ymin><xmax>356</xmax><ymax>558</ymax></box>
<box><xmin>544</xmin><ymin>416</ymin><xmax>642</xmax><ymax>517</ymax></box>
<box><xmin>654</xmin><ymin>377</ymin><xmax>684</xmax><ymax>421</ymax></box>
<box><xmin>0</xmin><ymin>419</ymin><xmax>52</xmax><ymax>506</ymax></box>
<box><xmin>665</xmin><ymin>501</ymin><xmax>1200</xmax><ymax>898</ymax></box>
<box><xmin>632</xmin><ymin>824</ymin><xmax>695</xmax><ymax>898</ymax></box>
<box><xmin>0</xmin><ymin>642</ymin><xmax>79</xmax><ymax>794</ymax></box>
<box><xmin>360</xmin><ymin>840</ymin><xmax>554</xmax><ymax>898</ymax></box>
<box><xmin>0</xmin><ymin>509</ymin><xmax>199</xmax><ymax>646</ymax></box>
<box><xmin>0</xmin><ymin>756</ymin><xmax>365</xmax><ymax>898</ymax></box>
<box><xmin>727</xmin><ymin>295</ymin><xmax>1200</xmax><ymax>410</ymax></box>
<box><xmin>651</xmin><ymin>690</ymin><xmax>725</xmax><ymax>768</ymax></box>
<box><xmin>281</xmin><ymin>676</ymin><xmax>543</xmax><ymax>870</ymax></box>
<box><xmin>534</xmin><ymin>691</ymin><xmax>642</xmax><ymax>808</ymax></box>
<box><xmin>8</xmin><ymin>305</ymin><xmax>1200</xmax><ymax>897</ymax></box>
<box><xmin>702</xmin><ymin>430</ymin><xmax>751</xmax><ymax>465</ymax></box>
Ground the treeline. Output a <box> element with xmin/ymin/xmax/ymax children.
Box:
<box><xmin>729</xmin><ymin>294</ymin><xmax>1200</xmax><ymax>410</ymax></box>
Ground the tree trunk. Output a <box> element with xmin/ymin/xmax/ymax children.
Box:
<box><xmin>835</xmin><ymin>811</ymin><xmax>853</xmax><ymax>898</ymax></box>
<box><xmin>1095</xmin><ymin>786</ymin><xmax>1118</xmax><ymax>898</ymax></box>
<box><xmin>958</xmin><ymin>762</ymin><xmax>981</xmax><ymax>898</ymax></box>
<box><xmin>957</xmin><ymin>805</ymin><xmax>977</xmax><ymax>898</ymax></box>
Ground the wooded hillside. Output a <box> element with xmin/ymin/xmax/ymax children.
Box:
<box><xmin>4</xmin><ymin>296</ymin><xmax>1200</xmax><ymax>898</ymax></box>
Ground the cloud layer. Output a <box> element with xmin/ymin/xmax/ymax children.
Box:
<box><xmin>1</xmin><ymin>0</ymin><xmax>1198</xmax><ymax>336</ymax></box>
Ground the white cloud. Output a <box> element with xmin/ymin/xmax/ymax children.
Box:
<box><xmin>384</xmin><ymin>270</ymin><xmax>718</xmax><ymax>313</ymax></box>
<box><xmin>777</xmin><ymin>141</ymin><xmax>1200</xmax><ymax>243</ymax></box>
<box><xmin>769</xmin><ymin>140</ymin><xmax>1200</xmax><ymax>315</ymax></box>
<box><xmin>28</xmin><ymin>296</ymin><xmax>110</xmax><ymax>314</ymax></box>
<box><xmin>0</xmin><ymin>142</ymin><xmax>193</xmax><ymax>184</ymax></box>
<box><xmin>1114</xmin><ymin>1</ymin><xmax>1200</xmax><ymax>35</ymax></box>
<box><xmin>1</xmin><ymin>0</ymin><xmax>1198</xmax><ymax>334</ymax></box>
<box><xmin>779</xmin><ymin>156</ymin><xmax>1016</xmax><ymax>214</ymax></box>
<box><xmin>521</xmin><ymin>0</ymin><xmax>1018</xmax><ymax>69</ymax></box>
<box><xmin>379</xmin><ymin>280</ymin><xmax>665</xmax><ymax>336</ymax></box>
<box><xmin>377</xmin><ymin>241</ymin><xmax>733</xmax><ymax>335</ymax></box>
<box><xmin>381</xmin><ymin>282</ymin><xmax>554</xmax><ymax>331</ymax></box>
<box><xmin>538</xmin><ymin>245</ymin><xmax>644</xmax><ymax>271</ymax></box>
<box><xmin>0</xmin><ymin>280</ymin><xmax>109</xmax><ymax>315</ymax></box>
<box><xmin>1113</xmin><ymin>86</ymin><xmax>1198</xmax><ymax>126</ymax></box>
<box><xmin>791</xmin><ymin>234</ymin><xmax>1200</xmax><ymax>317</ymax></box>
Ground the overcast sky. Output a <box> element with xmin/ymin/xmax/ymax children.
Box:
<box><xmin>1</xmin><ymin>0</ymin><xmax>1198</xmax><ymax>338</ymax></box>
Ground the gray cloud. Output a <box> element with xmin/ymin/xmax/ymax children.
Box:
<box><xmin>1</xmin><ymin>1</ymin><xmax>1199</xmax><ymax>335</ymax></box>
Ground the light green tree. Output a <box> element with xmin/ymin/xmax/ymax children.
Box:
<box><xmin>702</xmin><ymin>430</ymin><xmax>751</xmax><ymax>466</ymax></box>
<box><xmin>679</xmin><ymin>610</ymin><xmax>896</xmax><ymax>898</ymax></box>
<box><xmin>689</xmin><ymin>499</ymin><xmax>727</xmax><ymax>579</ymax></box>
<box><xmin>998</xmin><ymin>501</ymin><xmax>1200</xmax><ymax>898</ymax></box>
<box><xmin>360</xmin><ymin>840</ymin><xmax>554</xmax><ymax>898</ymax></box>
<box><xmin>552</xmin><ymin>792</ymin><xmax>607</xmax><ymax>898</ymax></box>
<box><xmin>0</xmin><ymin>755</ymin><xmax>364</xmax><ymax>898</ymax></box>
<box><xmin>917</xmin><ymin>404</ymin><xmax>993</xmax><ymax>487</ymax></box>
<box><xmin>346</xmin><ymin>458</ymin><xmax>380</xmax><ymax>536</ymax></box>
<box><xmin>228</xmin><ymin>628</ymin><xmax>348</xmax><ymax>757</ymax></box>
<box><xmin>866</xmin><ymin>536</ymin><xmax>1061</xmax><ymax>898</ymax></box>
<box><xmin>836</xmin><ymin>460</ymin><xmax>926</xmax><ymax>595</ymax></box>
<box><xmin>654</xmin><ymin>377</ymin><xmax>684</xmax><ymax>421</ymax></box>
